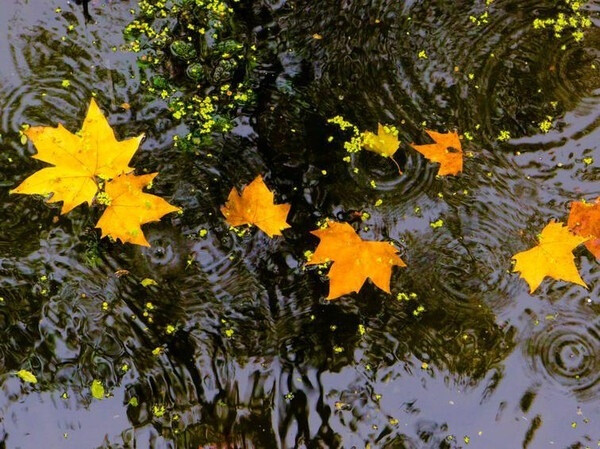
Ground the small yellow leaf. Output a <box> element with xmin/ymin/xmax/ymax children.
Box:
<box><xmin>362</xmin><ymin>124</ymin><xmax>400</xmax><ymax>158</ymax></box>
<box><xmin>16</xmin><ymin>369</ymin><xmax>38</xmax><ymax>384</ymax></box>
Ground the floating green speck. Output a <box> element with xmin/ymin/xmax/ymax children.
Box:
<box><xmin>152</xmin><ymin>404</ymin><xmax>166</xmax><ymax>417</ymax></box>
<box><xmin>430</xmin><ymin>219</ymin><xmax>444</xmax><ymax>229</ymax></box>
<box><xmin>91</xmin><ymin>379</ymin><xmax>104</xmax><ymax>399</ymax></box>
<box><xmin>497</xmin><ymin>130</ymin><xmax>511</xmax><ymax>142</ymax></box>
<box><xmin>141</xmin><ymin>278</ymin><xmax>158</xmax><ymax>287</ymax></box>
<box><xmin>16</xmin><ymin>369</ymin><xmax>38</xmax><ymax>384</ymax></box>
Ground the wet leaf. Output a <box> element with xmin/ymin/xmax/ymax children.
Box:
<box><xmin>91</xmin><ymin>379</ymin><xmax>105</xmax><ymax>399</ymax></box>
<box><xmin>306</xmin><ymin>221</ymin><xmax>406</xmax><ymax>299</ymax></box>
<box><xmin>512</xmin><ymin>221</ymin><xmax>588</xmax><ymax>293</ymax></box>
<box><xmin>567</xmin><ymin>198</ymin><xmax>600</xmax><ymax>259</ymax></box>
<box><xmin>11</xmin><ymin>99</ymin><xmax>143</xmax><ymax>213</ymax></box>
<box><xmin>362</xmin><ymin>123</ymin><xmax>400</xmax><ymax>157</ymax></box>
<box><xmin>95</xmin><ymin>173</ymin><xmax>181</xmax><ymax>247</ymax></box>
<box><xmin>16</xmin><ymin>369</ymin><xmax>38</xmax><ymax>384</ymax></box>
<box><xmin>220</xmin><ymin>175</ymin><xmax>291</xmax><ymax>237</ymax></box>
<box><xmin>409</xmin><ymin>130</ymin><xmax>463</xmax><ymax>176</ymax></box>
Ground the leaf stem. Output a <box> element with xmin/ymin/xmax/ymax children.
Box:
<box><xmin>390</xmin><ymin>157</ymin><xmax>402</xmax><ymax>175</ymax></box>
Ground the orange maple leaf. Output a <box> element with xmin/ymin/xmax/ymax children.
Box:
<box><xmin>512</xmin><ymin>221</ymin><xmax>588</xmax><ymax>293</ymax></box>
<box><xmin>567</xmin><ymin>198</ymin><xmax>600</xmax><ymax>259</ymax></box>
<box><xmin>220</xmin><ymin>175</ymin><xmax>291</xmax><ymax>237</ymax></box>
<box><xmin>306</xmin><ymin>221</ymin><xmax>406</xmax><ymax>299</ymax></box>
<box><xmin>409</xmin><ymin>130</ymin><xmax>462</xmax><ymax>176</ymax></box>
<box><xmin>95</xmin><ymin>173</ymin><xmax>180</xmax><ymax>247</ymax></box>
<box><xmin>11</xmin><ymin>99</ymin><xmax>143</xmax><ymax>213</ymax></box>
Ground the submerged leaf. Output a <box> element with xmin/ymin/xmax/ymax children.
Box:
<box><xmin>307</xmin><ymin>221</ymin><xmax>406</xmax><ymax>299</ymax></box>
<box><xmin>512</xmin><ymin>221</ymin><xmax>588</xmax><ymax>293</ymax></box>
<box><xmin>11</xmin><ymin>99</ymin><xmax>143</xmax><ymax>213</ymax></box>
<box><xmin>221</xmin><ymin>175</ymin><xmax>291</xmax><ymax>237</ymax></box>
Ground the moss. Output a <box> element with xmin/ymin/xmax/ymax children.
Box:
<box><xmin>125</xmin><ymin>0</ymin><xmax>257</xmax><ymax>150</ymax></box>
<box><xmin>532</xmin><ymin>0</ymin><xmax>591</xmax><ymax>41</ymax></box>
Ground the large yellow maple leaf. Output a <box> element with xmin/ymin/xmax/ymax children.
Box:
<box><xmin>11</xmin><ymin>99</ymin><xmax>143</xmax><ymax>213</ymax></box>
<box><xmin>512</xmin><ymin>221</ymin><xmax>589</xmax><ymax>293</ymax></box>
<box><xmin>220</xmin><ymin>175</ymin><xmax>291</xmax><ymax>237</ymax></box>
<box><xmin>306</xmin><ymin>221</ymin><xmax>406</xmax><ymax>299</ymax></box>
<box><xmin>95</xmin><ymin>173</ymin><xmax>181</xmax><ymax>247</ymax></box>
<box><xmin>409</xmin><ymin>130</ymin><xmax>463</xmax><ymax>176</ymax></box>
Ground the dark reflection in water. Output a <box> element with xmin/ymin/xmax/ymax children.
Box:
<box><xmin>0</xmin><ymin>0</ymin><xmax>599</xmax><ymax>448</ymax></box>
<box><xmin>75</xmin><ymin>1</ymin><xmax>92</xmax><ymax>23</ymax></box>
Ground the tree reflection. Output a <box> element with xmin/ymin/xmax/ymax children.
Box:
<box><xmin>0</xmin><ymin>0</ymin><xmax>551</xmax><ymax>447</ymax></box>
<box><xmin>0</xmin><ymin>221</ymin><xmax>515</xmax><ymax>447</ymax></box>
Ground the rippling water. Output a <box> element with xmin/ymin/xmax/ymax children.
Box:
<box><xmin>0</xmin><ymin>0</ymin><xmax>599</xmax><ymax>448</ymax></box>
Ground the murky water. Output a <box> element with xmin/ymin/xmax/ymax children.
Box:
<box><xmin>0</xmin><ymin>0</ymin><xmax>599</xmax><ymax>448</ymax></box>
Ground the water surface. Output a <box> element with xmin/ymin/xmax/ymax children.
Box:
<box><xmin>0</xmin><ymin>0</ymin><xmax>599</xmax><ymax>448</ymax></box>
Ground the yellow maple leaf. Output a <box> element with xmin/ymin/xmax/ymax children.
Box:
<box><xmin>11</xmin><ymin>99</ymin><xmax>143</xmax><ymax>213</ymax></box>
<box><xmin>362</xmin><ymin>123</ymin><xmax>400</xmax><ymax>157</ymax></box>
<box><xmin>409</xmin><ymin>130</ymin><xmax>463</xmax><ymax>176</ymax></box>
<box><xmin>220</xmin><ymin>175</ymin><xmax>291</xmax><ymax>237</ymax></box>
<box><xmin>306</xmin><ymin>221</ymin><xmax>406</xmax><ymax>299</ymax></box>
<box><xmin>95</xmin><ymin>173</ymin><xmax>180</xmax><ymax>247</ymax></box>
<box><xmin>512</xmin><ymin>221</ymin><xmax>589</xmax><ymax>293</ymax></box>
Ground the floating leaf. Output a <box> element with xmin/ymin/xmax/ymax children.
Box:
<box><xmin>306</xmin><ymin>221</ymin><xmax>406</xmax><ymax>299</ymax></box>
<box><xmin>11</xmin><ymin>99</ymin><xmax>143</xmax><ymax>213</ymax></box>
<box><xmin>362</xmin><ymin>123</ymin><xmax>400</xmax><ymax>158</ymax></box>
<box><xmin>221</xmin><ymin>175</ymin><xmax>291</xmax><ymax>237</ymax></box>
<box><xmin>16</xmin><ymin>369</ymin><xmax>38</xmax><ymax>384</ymax></box>
<box><xmin>410</xmin><ymin>130</ymin><xmax>463</xmax><ymax>176</ymax></box>
<box><xmin>567</xmin><ymin>198</ymin><xmax>600</xmax><ymax>259</ymax></box>
<box><xmin>512</xmin><ymin>221</ymin><xmax>588</xmax><ymax>293</ymax></box>
<box><xmin>95</xmin><ymin>173</ymin><xmax>180</xmax><ymax>247</ymax></box>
